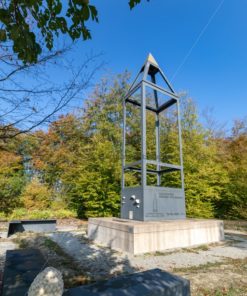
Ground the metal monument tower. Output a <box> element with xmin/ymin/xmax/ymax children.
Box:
<box><xmin>121</xmin><ymin>54</ymin><xmax>186</xmax><ymax>221</ymax></box>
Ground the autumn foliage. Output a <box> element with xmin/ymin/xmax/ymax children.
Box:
<box><xmin>0</xmin><ymin>73</ymin><xmax>246</xmax><ymax>220</ymax></box>
<box><xmin>21</xmin><ymin>178</ymin><xmax>52</xmax><ymax>210</ymax></box>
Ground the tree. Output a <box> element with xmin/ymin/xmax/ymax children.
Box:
<box><xmin>31</xmin><ymin>114</ymin><xmax>84</xmax><ymax>187</ymax></box>
<box><xmin>67</xmin><ymin>73</ymin><xmax>128</xmax><ymax>217</ymax></box>
<box><xmin>0</xmin><ymin>144</ymin><xmax>25</xmax><ymax>214</ymax></box>
<box><xmin>0</xmin><ymin>1</ymin><xmax>103</xmax><ymax>139</ymax></box>
<box><xmin>216</xmin><ymin>119</ymin><xmax>247</xmax><ymax>219</ymax></box>
<box><xmin>62</xmin><ymin>133</ymin><xmax>121</xmax><ymax>218</ymax></box>
<box><xmin>30</xmin><ymin>73</ymin><xmax>129</xmax><ymax>217</ymax></box>
<box><xmin>0</xmin><ymin>0</ymin><xmax>149</xmax><ymax>64</ymax></box>
<box><xmin>28</xmin><ymin>74</ymin><xmax>233</xmax><ymax>219</ymax></box>
<box><xmin>156</xmin><ymin>97</ymin><xmax>229</xmax><ymax>218</ymax></box>
<box><xmin>21</xmin><ymin>177</ymin><xmax>52</xmax><ymax>210</ymax></box>
<box><xmin>0</xmin><ymin>0</ymin><xmax>150</xmax><ymax>138</ymax></box>
<box><xmin>0</xmin><ymin>48</ymin><xmax>103</xmax><ymax>139</ymax></box>
<box><xmin>180</xmin><ymin>99</ymin><xmax>229</xmax><ymax>218</ymax></box>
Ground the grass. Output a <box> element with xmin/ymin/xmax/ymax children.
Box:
<box><xmin>42</xmin><ymin>238</ymin><xmax>68</xmax><ymax>258</ymax></box>
<box><xmin>173</xmin><ymin>257</ymin><xmax>247</xmax><ymax>296</ymax></box>
<box><xmin>173</xmin><ymin>257</ymin><xmax>247</xmax><ymax>273</ymax></box>
<box><xmin>174</xmin><ymin>256</ymin><xmax>246</xmax><ymax>273</ymax></box>
<box><xmin>12</xmin><ymin>235</ymin><xmax>30</xmax><ymax>248</ymax></box>
<box><xmin>142</xmin><ymin>250</ymin><xmax>177</xmax><ymax>257</ymax></box>
<box><xmin>143</xmin><ymin>244</ymin><xmax>211</xmax><ymax>257</ymax></box>
<box><xmin>0</xmin><ymin>208</ymin><xmax>76</xmax><ymax>221</ymax></box>
<box><xmin>182</xmin><ymin>244</ymin><xmax>210</xmax><ymax>253</ymax></box>
<box><xmin>196</xmin><ymin>287</ymin><xmax>247</xmax><ymax>296</ymax></box>
<box><xmin>173</xmin><ymin>260</ymin><xmax>224</xmax><ymax>273</ymax></box>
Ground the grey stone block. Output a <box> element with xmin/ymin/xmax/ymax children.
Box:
<box><xmin>64</xmin><ymin>268</ymin><xmax>190</xmax><ymax>296</ymax></box>
<box><xmin>1</xmin><ymin>248</ymin><xmax>45</xmax><ymax>296</ymax></box>
<box><xmin>7</xmin><ymin>219</ymin><xmax>56</xmax><ymax>237</ymax></box>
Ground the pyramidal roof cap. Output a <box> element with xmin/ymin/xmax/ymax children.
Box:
<box><xmin>146</xmin><ymin>53</ymin><xmax>159</xmax><ymax>67</ymax></box>
<box><xmin>127</xmin><ymin>53</ymin><xmax>176</xmax><ymax>96</ymax></box>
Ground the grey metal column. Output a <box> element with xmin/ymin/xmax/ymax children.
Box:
<box><xmin>177</xmin><ymin>98</ymin><xmax>185</xmax><ymax>190</ymax></box>
<box><xmin>156</xmin><ymin>112</ymin><xmax>161</xmax><ymax>186</ymax></box>
<box><xmin>141</xmin><ymin>81</ymin><xmax>147</xmax><ymax>187</ymax></box>
<box><xmin>151</xmin><ymin>75</ymin><xmax>161</xmax><ymax>186</ymax></box>
<box><xmin>121</xmin><ymin>99</ymin><xmax>126</xmax><ymax>189</ymax></box>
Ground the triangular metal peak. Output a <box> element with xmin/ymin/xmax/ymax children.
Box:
<box><xmin>127</xmin><ymin>54</ymin><xmax>176</xmax><ymax>97</ymax></box>
<box><xmin>146</xmin><ymin>53</ymin><xmax>159</xmax><ymax>67</ymax></box>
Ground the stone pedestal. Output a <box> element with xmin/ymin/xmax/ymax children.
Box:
<box><xmin>88</xmin><ymin>218</ymin><xmax>224</xmax><ymax>255</ymax></box>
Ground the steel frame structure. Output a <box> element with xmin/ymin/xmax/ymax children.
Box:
<box><xmin>121</xmin><ymin>54</ymin><xmax>186</xmax><ymax>221</ymax></box>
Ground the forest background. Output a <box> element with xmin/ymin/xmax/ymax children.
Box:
<box><xmin>0</xmin><ymin>72</ymin><xmax>246</xmax><ymax>221</ymax></box>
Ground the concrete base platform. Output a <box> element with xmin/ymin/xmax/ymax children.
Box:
<box><xmin>88</xmin><ymin>218</ymin><xmax>224</xmax><ymax>255</ymax></box>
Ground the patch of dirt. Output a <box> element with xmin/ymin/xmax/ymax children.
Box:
<box><xmin>175</xmin><ymin>258</ymin><xmax>247</xmax><ymax>296</ymax></box>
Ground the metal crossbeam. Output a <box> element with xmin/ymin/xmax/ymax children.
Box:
<box><xmin>124</xmin><ymin>166</ymin><xmax>180</xmax><ymax>175</ymax></box>
<box><xmin>146</xmin><ymin>160</ymin><xmax>181</xmax><ymax>170</ymax></box>
<box><xmin>125</xmin><ymin>81</ymin><xmax>142</xmax><ymax>99</ymax></box>
<box><xmin>125</xmin><ymin>167</ymin><xmax>157</xmax><ymax>175</ymax></box>
<box><xmin>159</xmin><ymin>168</ymin><xmax>180</xmax><ymax>174</ymax></box>
<box><xmin>126</xmin><ymin>98</ymin><xmax>157</xmax><ymax>113</ymax></box>
<box><xmin>157</xmin><ymin>98</ymin><xmax>177</xmax><ymax>113</ymax></box>
<box><xmin>124</xmin><ymin>160</ymin><xmax>142</xmax><ymax>169</ymax></box>
<box><xmin>143</xmin><ymin>80</ymin><xmax>179</xmax><ymax>99</ymax></box>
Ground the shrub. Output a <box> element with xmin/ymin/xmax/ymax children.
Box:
<box><xmin>7</xmin><ymin>208</ymin><xmax>76</xmax><ymax>220</ymax></box>
<box><xmin>21</xmin><ymin>178</ymin><xmax>52</xmax><ymax>210</ymax></box>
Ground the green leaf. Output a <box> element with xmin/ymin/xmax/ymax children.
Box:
<box><xmin>82</xmin><ymin>5</ymin><xmax>90</xmax><ymax>21</ymax></box>
<box><xmin>89</xmin><ymin>5</ymin><xmax>98</xmax><ymax>22</ymax></box>
<box><xmin>54</xmin><ymin>2</ymin><xmax>62</xmax><ymax>14</ymax></box>
<box><xmin>0</xmin><ymin>8</ymin><xmax>11</xmax><ymax>23</ymax></box>
<box><xmin>0</xmin><ymin>29</ymin><xmax>7</xmax><ymax>41</ymax></box>
<box><xmin>0</xmin><ymin>1</ymin><xmax>148</xmax><ymax>64</ymax></box>
<box><xmin>129</xmin><ymin>0</ymin><xmax>141</xmax><ymax>9</ymax></box>
<box><xmin>129</xmin><ymin>0</ymin><xmax>149</xmax><ymax>9</ymax></box>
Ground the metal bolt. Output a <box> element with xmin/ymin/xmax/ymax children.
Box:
<box><xmin>130</xmin><ymin>195</ymin><xmax>136</xmax><ymax>200</ymax></box>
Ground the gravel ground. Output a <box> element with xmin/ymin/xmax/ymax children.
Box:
<box><xmin>1</xmin><ymin>228</ymin><xmax>247</xmax><ymax>276</ymax></box>
<box><xmin>0</xmin><ymin>221</ymin><xmax>247</xmax><ymax>295</ymax></box>
<box><xmin>49</xmin><ymin>231</ymin><xmax>135</xmax><ymax>280</ymax></box>
<box><xmin>49</xmin><ymin>229</ymin><xmax>247</xmax><ymax>279</ymax></box>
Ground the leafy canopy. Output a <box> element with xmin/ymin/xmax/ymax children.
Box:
<box><xmin>0</xmin><ymin>0</ymin><xmax>149</xmax><ymax>63</ymax></box>
<box><xmin>0</xmin><ymin>149</ymin><xmax>25</xmax><ymax>214</ymax></box>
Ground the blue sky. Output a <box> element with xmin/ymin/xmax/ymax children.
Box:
<box><xmin>70</xmin><ymin>0</ymin><xmax>247</xmax><ymax>131</ymax></box>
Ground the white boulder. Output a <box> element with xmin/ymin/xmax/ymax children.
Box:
<box><xmin>28</xmin><ymin>267</ymin><xmax>64</xmax><ymax>296</ymax></box>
